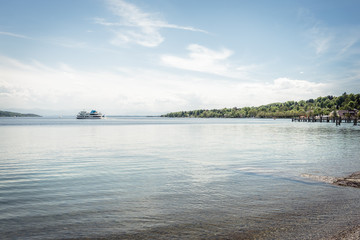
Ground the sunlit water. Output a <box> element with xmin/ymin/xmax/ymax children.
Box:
<box><xmin>1</xmin><ymin>117</ymin><xmax>360</xmax><ymax>239</ymax></box>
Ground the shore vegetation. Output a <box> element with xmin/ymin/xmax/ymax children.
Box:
<box><xmin>162</xmin><ymin>92</ymin><xmax>360</xmax><ymax>118</ymax></box>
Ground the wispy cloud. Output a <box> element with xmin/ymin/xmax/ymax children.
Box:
<box><xmin>298</xmin><ymin>8</ymin><xmax>333</xmax><ymax>55</ymax></box>
<box><xmin>1</xmin><ymin>30</ymin><xmax>91</xmax><ymax>50</ymax></box>
<box><xmin>338</xmin><ymin>38</ymin><xmax>358</xmax><ymax>55</ymax></box>
<box><xmin>309</xmin><ymin>25</ymin><xmax>333</xmax><ymax>55</ymax></box>
<box><xmin>0</xmin><ymin>31</ymin><xmax>32</xmax><ymax>40</ymax></box>
<box><xmin>334</xmin><ymin>28</ymin><xmax>360</xmax><ymax>58</ymax></box>
<box><xmin>298</xmin><ymin>8</ymin><xmax>360</xmax><ymax>57</ymax></box>
<box><xmin>96</xmin><ymin>0</ymin><xmax>207</xmax><ymax>47</ymax></box>
<box><xmin>309</xmin><ymin>24</ymin><xmax>360</xmax><ymax>61</ymax></box>
<box><xmin>51</xmin><ymin>38</ymin><xmax>88</xmax><ymax>49</ymax></box>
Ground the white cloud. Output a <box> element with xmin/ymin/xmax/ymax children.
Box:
<box><xmin>0</xmin><ymin>55</ymin><xmax>331</xmax><ymax>115</ymax></box>
<box><xmin>161</xmin><ymin>44</ymin><xmax>257</xmax><ymax>79</ymax></box>
<box><xmin>272</xmin><ymin>77</ymin><xmax>325</xmax><ymax>91</ymax></box>
<box><xmin>188</xmin><ymin>78</ymin><xmax>329</xmax><ymax>108</ymax></box>
<box><xmin>162</xmin><ymin>44</ymin><xmax>232</xmax><ymax>74</ymax></box>
<box><xmin>0</xmin><ymin>55</ymin><xmax>205</xmax><ymax>114</ymax></box>
<box><xmin>96</xmin><ymin>0</ymin><xmax>206</xmax><ymax>47</ymax></box>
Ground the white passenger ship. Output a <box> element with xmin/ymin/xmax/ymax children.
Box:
<box><xmin>76</xmin><ymin>110</ymin><xmax>105</xmax><ymax>119</ymax></box>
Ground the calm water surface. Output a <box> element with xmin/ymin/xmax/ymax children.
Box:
<box><xmin>1</xmin><ymin>117</ymin><xmax>360</xmax><ymax>239</ymax></box>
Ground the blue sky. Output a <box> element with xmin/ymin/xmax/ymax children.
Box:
<box><xmin>1</xmin><ymin>0</ymin><xmax>360</xmax><ymax>115</ymax></box>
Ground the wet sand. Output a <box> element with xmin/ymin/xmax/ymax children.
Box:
<box><xmin>325</xmin><ymin>225</ymin><xmax>360</xmax><ymax>240</ymax></box>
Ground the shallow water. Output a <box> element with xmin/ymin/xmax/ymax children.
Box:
<box><xmin>1</xmin><ymin>117</ymin><xmax>360</xmax><ymax>239</ymax></box>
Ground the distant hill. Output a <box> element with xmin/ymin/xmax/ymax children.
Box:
<box><xmin>162</xmin><ymin>92</ymin><xmax>360</xmax><ymax>118</ymax></box>
<box><xmin>0</xmin><ymin>110</ymin><xmax>41</xmax><ymax>117</ymax></box>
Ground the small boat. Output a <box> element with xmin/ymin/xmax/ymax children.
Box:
<box><xmin>76</xmin><ymin>110</ymin><xmax>105</xmax><ymax>119</ymax></box>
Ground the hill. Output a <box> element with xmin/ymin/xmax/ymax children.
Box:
<box><xmin>161</xmin><ymin>93</ymin><xmax>360</xmax><ymax>118</ymax></box>
<box><xmin>0</xmin><ymin>110</ymin><xmax>41</xmax><ymax>117</ymax></box>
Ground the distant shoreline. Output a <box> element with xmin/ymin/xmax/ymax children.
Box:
<box><xmin>0</xmin><ymin>110</ymin><xmax>41</xmax><ymax>117</ymax></box>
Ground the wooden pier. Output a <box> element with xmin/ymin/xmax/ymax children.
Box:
<box><xmin>292</xmin><ymin>116</ymin><xmax>358</xmax><ymax>126</ymax></box>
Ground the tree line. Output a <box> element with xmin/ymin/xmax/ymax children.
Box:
<box><xmin>161</xmin><ymin>93</ymin><xmax>360</xmax><ymax>118</ymax></box>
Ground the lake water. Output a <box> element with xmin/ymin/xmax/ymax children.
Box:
<box><xmin>1</xmin><ymin>117</ymin><xmax>360</xmax><ymax>239</ymax></box>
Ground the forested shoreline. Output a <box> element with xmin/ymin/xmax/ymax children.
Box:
<box><xmin>161</xmin><ymin>93</ymin><xmax>360</xmax><ymax>118</ymax></box>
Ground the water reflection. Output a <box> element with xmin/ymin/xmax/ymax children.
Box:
<box><xmin>0</xmin><ymin>118</ymin><xmax>360</xmax><ymax>239</ymax></box>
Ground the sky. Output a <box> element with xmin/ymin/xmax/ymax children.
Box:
<box><xmin>1</xmin><ymin>0</ymin><xmax>360</xmax><ymax>115</ymax></box>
